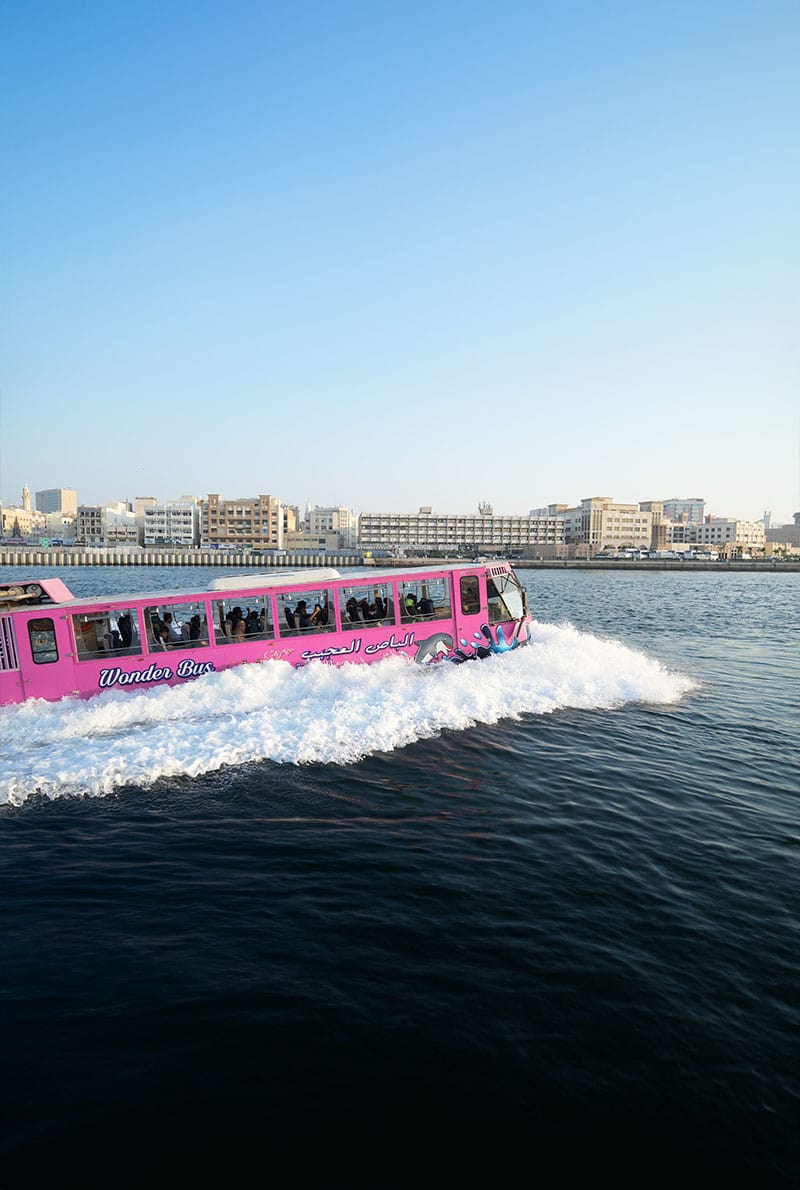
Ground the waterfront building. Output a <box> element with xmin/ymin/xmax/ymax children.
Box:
<box><xmin>143</xmin><ymin>499</ymin><xmax>200</xmax><ymax>547</ymax></box>
<box><xmin>285</xmin><ymin>529</ymin><xmax>346</xmax><ymax>552</ymax></box>
<box><xmin>639</xmin><ymin>500</ymin><xmax>667</xmax><ymax>550</ymax></box>
<box><xmin>690</xmin><ymin>517</ymin><xmax>766</xmax><ymax>552</ymax></box>
<box><xmin>358</xmin><ymin>504</ymin><xmax>565</xmax><ymax>554</ymax></box>
<box><xmin>306</xmin><ymin>505</ymin><xmax>357</xmax><ymax>549</ymax></box>
<box><xmin>75</xmin><ymin>502</ymin><xmax>137</xmax><ymax>547</ymax></box>
<box><xmin>0</xmin><ymin>487</ymin><xmax>45</xmax><ymax>539</ymax></box>
<box><xmin>555</xmin><ymin>497</ymin><xmax>653</xmax><ymax>552</ymax></box>
<box><xmin>43</xmin><ymin>511</ymin><xmax>76</xmax><ymax>543</ymax></box>
<box><xmin>200</xmin><ymin>493</ymin><xmax>284</xmax><ymax>549</ymax></box>
<box><xmin>1</xmin><ymin>502</ymin><xmax>45</xmax><ymax>539</ymax></box>
<box><xmin>765</xmin><ymin>512</ymin><xmax>800</xmax><ymax>551</ymax></box>
<box><xmin>35</xmin><ymin>488</ymin><xmax>78</xmax><ymax>515</ymax></box>
<box><xmin>663</xmin><ymin>497</ymin><xmax>705</xmax><ymax>525</ymax></box>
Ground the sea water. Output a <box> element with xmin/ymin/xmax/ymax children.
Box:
<box><xmin>0</xmin><ymin>567</ymin><xmax>796</xmax><ymax>1186</ymax></box>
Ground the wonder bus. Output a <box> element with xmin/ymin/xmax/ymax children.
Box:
<box><xmin>0</xmin><ymin>562</ymin><xmax>531</xmax><ymax>706</ymax></box>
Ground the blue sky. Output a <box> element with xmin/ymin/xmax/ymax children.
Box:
<box><xmin>1</xmin><ymin>0</ymin><xmax>798</xmax><ymax>521</ymax></box>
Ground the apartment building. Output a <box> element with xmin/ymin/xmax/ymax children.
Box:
<box><xmin>76</xmin><ymin>502</ymin><xmax>137</xmax><ymax>546</ymax></box>
<box><xmin>200</xmin><ymin>493</ymin><xmax>284</xmax><ymax>549</ymax></box>
<box><xmin>143</xmin><ymin>500</ymin><xmax>200</xmax><ymax>546</ymax></box>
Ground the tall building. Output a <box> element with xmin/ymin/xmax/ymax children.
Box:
<box><xmin>36</xmin><ymin>488</ymin><xmax>78</xmax><ymax>515</ymax></box>
<box><xmin>200</xmin><ymin>494</ymin><xmax>284</xmax><ymax>549</ymax></box>
<box><xmin>556</xmin><ymin>497</ymin><xmax>652</xmax><ymax>552</ymax></box>
<box><xmin>663</xmin><ymin>497</ymin><xmax>705</xmax><ymax>525</ymax></box>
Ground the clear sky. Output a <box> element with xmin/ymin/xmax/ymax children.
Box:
<box><xmin>1</xmin><ymin>0</ymin><xmax>798</xmax><ymax>522</ymax></box>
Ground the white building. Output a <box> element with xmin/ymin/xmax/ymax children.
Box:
<box><xmin>358</xmin><ymin>504</ymin><xmax>565</xmax><ymax>554</ymax></box>
<box><xmin>690</xmin><ymin>518</ymin><xmax>766</xmax><ymax>552</ymax></box>
<box><xmin>143</xmin><ymin>499</ymin><xmax>200</xmax><ymax>546</ymax></box>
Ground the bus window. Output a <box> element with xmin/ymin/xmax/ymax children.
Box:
<box><xmin>28</xmin><ymin>618</ymin><xmax>58</xmax><ymax>665</ymax></box>
<box><xmin>339</xmin><ymin>582</ymin><xmax>393</xmax><ymax>630</ymax></box>
<box><xmin>145</xmin><ymin>601</ymin><xmax>209</xmax><ymax>650</ymax></box>
<box><xmin>212</xmin><ymin>596</ymin><xmax>274</xmax><ymax>645</ymax></box>
<box><xmin>72</xmin><ymin>609</ymin><xmax>143</xmax><ymax>660</ymax></box>
<box><xmin>460</xmin><ymin>576</ymin><xmax>480</xmax><ymax>616</ymax></box>
<box><xmin>277</xmin><ymin>588</ymin><xmax>334</xmax><ymax>636</ymax></box>
<box><xmin>399</xmin><ymin>578</ymin><xmax>451</xmax><ymax>622</ymax></box>
<box><xmin>487</xmin><ymin>573</ymin><xmax>525</xmax><ymax>623</ymax></box>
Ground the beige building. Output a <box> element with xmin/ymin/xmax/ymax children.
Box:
<box><xmin>306</xmin><ymin>505</ymin><xmax>357</xmax><ymax>548</ymax></box>
<box><xmin>200</xmin><ymin>494</ymin><xmax>284</xmax><ymax>549</ymax></box>
<box><xmin>556</xmin><ymin>497</ymin><xmax>653</xmax><ymax>552</ymax></box>
<box><xmin>1</xmin><ymin>502</ymin><xmax>45</xmax><ymax>539</ymax></box>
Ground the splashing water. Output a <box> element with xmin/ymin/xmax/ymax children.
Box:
<box><xmin>0</xmin><ymin>621</ymin><xmax>696</xmax><ymax>805</ymax></box>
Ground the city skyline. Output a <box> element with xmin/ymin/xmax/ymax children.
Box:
<box><xmin>1</xmin><ymin>2</ymin><xmax>798</xmax><ymax>523</ymax></box>
<box><xmin>0</xmin><ymin>476</ymin><xmax>791</xmax><ymax>530</ymax></box>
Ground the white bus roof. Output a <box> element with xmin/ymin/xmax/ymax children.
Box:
<box><xmin>207</xmin><ymin>568</ymin><xmax>342</xmax><ymax>591</ymax></box>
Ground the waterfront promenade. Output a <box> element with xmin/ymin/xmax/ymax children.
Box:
<box><xmin>0</xmin><ymin>549</ymin><xmax>796</xmax><ymax>572</ymax></box>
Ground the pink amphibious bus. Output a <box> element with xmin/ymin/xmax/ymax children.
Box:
<box><xmin>0</xmin><ymin>563</ymin><xmax>531</xmax><ymax>707</ymax></box>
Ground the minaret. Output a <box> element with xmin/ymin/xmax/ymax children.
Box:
<box><xmin>22</xmin><ymin>485</ymin><xmax>31</xmax><ymax>512</ymax></box>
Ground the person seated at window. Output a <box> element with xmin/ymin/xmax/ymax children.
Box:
<box><xmin>345</xmin><ymin>597</ymin><xmax>360</xmax><ymax>623</ymax></box>
<box><xmin>295</xmin><ymin>600</ymin><xmax>312</xmax><ymax>629</ymax></box>
<box><xmin>403</xmin><ymin>593</ymin><xmax>418</xmax><ymax>619</ymax></box>
<box><xmin>374</xmin><ymin>596</ymin><xmax>386</xmax><ymax>620</ymax></box>
<box><xmin>418</xmin><ymin>596</ymin><xmax>434</xmax><ymax>617</ymax></box>
<box><xmin>163</xmin><ymin>612</ymin><xmax>183</xmax><ymax>644</ymax></box>
<box><xmin>245</xmin><ymin>609</ymin><xmax>260</xmax><ymax>635</ymax></box>
<box><xmin>94</xmin><ymin>620</ymin><xmax>111</xmax><ymax>651</ymax></box>
<box><xmin>309</xmin><ymin>602</ymin><xmax>327</xmax><ymax>627</ymax></box>
<box><xmin>189</xmin><ymin>614</ymin><xmax>203</xmax><ymax>641</ymax></box>
<box><xmin>232</xmin><ymin>616</ymin><xmax>247</xmax><ymax>642</ymax></box>
<box><xmin>118</xmin><ymin>612</ymin><xmax>134</xmax><ymax>648</ymax></box>
<box><xmin>357</xmin><ymin>598</ymin><xmax>374</xmax><ymax>622</ymax></box>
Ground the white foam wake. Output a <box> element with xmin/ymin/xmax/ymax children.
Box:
<box><xmin>0</xmin><ymin>622</ymin><xmax>695</xmax><ymax>805</ymax></box>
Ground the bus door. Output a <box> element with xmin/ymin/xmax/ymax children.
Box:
<box><xmin>15</xmin><ymin>610</ymin><xmax>78</xmax><ymax>701</ymax></box>
<box><xmin>0</xmin><ymin>612</ymin><xmax>25</xmax><ymax>703</ymax></box>
<box><xmin>454</xmin><ymin>572</ymin><xmax>490</xmax><ymax>657</ymax></box>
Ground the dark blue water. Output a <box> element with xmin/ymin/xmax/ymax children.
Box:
<box><xmin>1</xmin><ymin>568</ymin><xmax>797</xmax><ymax>1187</ymax></box>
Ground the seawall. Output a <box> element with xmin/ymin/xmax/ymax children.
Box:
<box><xmin>0</xmin><ymin>549</ymin><xmax>796</xmax><ymax>572</ymax></box>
